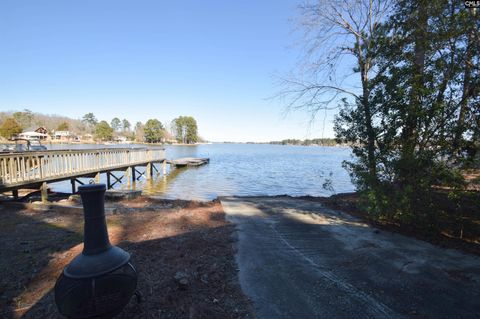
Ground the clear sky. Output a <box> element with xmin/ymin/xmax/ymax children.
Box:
<box><xmin>0</xmin><ymin>0</ymin><xmax>339</xmax><ymax>142</ymax></box>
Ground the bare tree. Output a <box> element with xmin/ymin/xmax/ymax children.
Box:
<box><xmin>278</xmin><ymin>0</ymin><xmax>391</xmax><ymax>180</ymax></box>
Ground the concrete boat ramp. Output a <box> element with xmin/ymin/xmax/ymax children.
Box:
<box><xmin>220</xmin><ymin>196</ymin><xmax>480</xmax><ymax>319</ymax></box>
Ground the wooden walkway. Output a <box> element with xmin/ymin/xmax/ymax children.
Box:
<box><xmin>0</xmin><ymin>148</ymin><xmax>167</xmax><ymax>200</ymax></box>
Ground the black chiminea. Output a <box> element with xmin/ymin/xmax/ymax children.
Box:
<box><xmin>54</xmin><ymin>184</ymin><xmax>137</xmax><ymax>318</ymax></box>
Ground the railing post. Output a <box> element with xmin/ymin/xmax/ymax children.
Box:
<box><xmin>39</xmin><ymin>156</ymin><xmax>44</xmax><ymax>179</ymax></box>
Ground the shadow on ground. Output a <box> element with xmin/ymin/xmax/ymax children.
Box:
<box><xmin>0</xmin><ymin>205</ymin><xmax>83</xmax><ymax>318</ymax></box>
<box><xmin>0</xmin><ymin>199</ymin><xmax>252</xmax><ymax>319</ymax></box>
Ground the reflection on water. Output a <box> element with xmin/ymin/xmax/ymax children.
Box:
<box><xmin>142</xmin><ymin>166</ymin><xmax>183</xmax><ymax>196</ymax></box>
<box><xmin>48</xmin><ymin>143</ymin><xmax>354</xmax><ymax>201</ymax></box>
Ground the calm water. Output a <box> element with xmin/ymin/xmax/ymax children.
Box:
<box><xmin>48</xmin><ymin>143</ymin><xmax>354</xmax><ymax>201</ymax></box>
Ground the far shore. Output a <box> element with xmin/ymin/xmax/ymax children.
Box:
<box><xmin>1</xmin><ymin>139</ymin><xmax>351</xmax><ymax>148</ymax></box>
<box><xmin>0</xmin><ymin>140</ymin><xmax>212</xmax><ymax>147</ymax></box>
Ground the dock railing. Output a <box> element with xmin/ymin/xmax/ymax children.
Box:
<box><xmin>0</xmin><ymin>148</ymin><xmax>166</xmax><ymax>189</ymax></box>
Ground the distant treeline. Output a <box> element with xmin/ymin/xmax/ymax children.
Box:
<box><xmin>268</xmin><ymin>138</ymin><xmax>341</xmax><ymax>146</ymax></box>
<box><xmin>0</xmin><ymin>109</ymin><xmax>200</xmax><ymax>144</ymax></box>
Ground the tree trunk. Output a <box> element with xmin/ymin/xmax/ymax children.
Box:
<box><xmin>361</xmin><ymin>64</ymin><xmax>377</xmax><ymax>182</ymax></box>
<box><xmin>453</xmin><ymin>8</ymin><xmax>477</xmax><ymax>153</ymax></box>
<box><xmin>400</xmin><ymin>0</ymin><xmax>428</xmax><ymax>182</ymax></box>
<box><xmin>356</xmin><ymin>34</ymin><xmax>377</xmax><ymax>184</ymax></box>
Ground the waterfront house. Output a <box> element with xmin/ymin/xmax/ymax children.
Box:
<box><xmin>19</xmin><ymin>131</ymin><xmax>49</xmax><ymax>141</ymax></box>
<box><xmin>35</xmin><ymin>127</ymin><xmax>48</xmax><ymax>135</ymax></box>
<box><xmin>18</xmin><ymin>127</ymin><xmax>49</xmax><ymax>140</ymax></box>
<box><xmin>54</xmin><ymin>130</ymin><xmax>71</xmax><ymax>141</ymax></box>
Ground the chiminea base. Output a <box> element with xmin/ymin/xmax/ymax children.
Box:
<box><xmin>55</xmin><ymin>262</ymin><xmax>137</xmax><ymax>318</ymax></box>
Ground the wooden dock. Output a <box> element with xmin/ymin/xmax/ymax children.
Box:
<box><xmin>168</xmin><ymin>157</ymin><xmax>210</xmax><ymax>168</ymax></box>
<box><xmin>0</xmin><ymin>148</ymin><xmax>167</xmax><ymax>201</ymax></box>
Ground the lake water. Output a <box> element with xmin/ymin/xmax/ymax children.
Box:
<box><xmin>48</xmin><ymin>143</ymin><xmax>355</xmax><ymax>201</ymax></box>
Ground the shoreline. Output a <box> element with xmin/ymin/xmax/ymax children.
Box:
<box><xmin>1</xmin><ymin>140</ymin><xmax>349</xmax><ymax>148</ymax></box>
<box><xmin>4</xmin><ymin>190</ymin><xmax>479</xmax><ymax>255</ymax></box>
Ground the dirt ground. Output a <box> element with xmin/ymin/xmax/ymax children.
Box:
<box><xmin>0</xmin><ymin>197</ymin><xmax>253</xmax><ymax>319</ymax></box>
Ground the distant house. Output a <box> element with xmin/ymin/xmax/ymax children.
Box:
<box><xmin>35</xmin><ymin>127</ymin><xmax>48</xmax><ymax>135</ymax></box>
<box><xmin>54</xmin><ymin>131</ymin><xmax>71</xmax><ymax>141</ymax></box>
<box><xmin>19</xmin><ymin>131</ymin><xmax>49</xmax><ymax>141</ymax></box>
<box><xmin>18</xmin><ymin>127</ymin><xmax>49</xmax><ymax>140</ymax></box>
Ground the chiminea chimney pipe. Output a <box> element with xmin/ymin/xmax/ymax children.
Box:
<box><xmin>62</xmin><ymin>184</ymin><xmax>130</xmax><ymax>278</ymax></box>
<box><xmin>80</xmin><ymin>183</ymin><xmax>112</xmax><ymax>255</ymax></box>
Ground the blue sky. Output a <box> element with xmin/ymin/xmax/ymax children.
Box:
<box><xmin>0</xmin><ymin>0</ymin><xmax>339</xmax><ymax>142</ymax></box>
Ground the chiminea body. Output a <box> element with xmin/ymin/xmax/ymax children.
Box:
<box><xmin>54</xmin><ymin>184</ymin><xmax>137</xmax><ymax>318</ymax></box>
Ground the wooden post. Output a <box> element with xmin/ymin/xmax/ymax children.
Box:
<box><xmin>41</xmin><ymin>182</ymin><xmax>48</xmax><ymax>203</ymax></box>
<box><xmin>162</xmin><ymin>160</ymin><xmax>167</xmax><ymax>175</ymax></box>
<box><xmin>146</xmin><ymin>163</ymin><xmax>152</xmax><ymax>180</ymax></box>
<box><xmin>107</xmin><ymin>172</ymin><xmax>111</xmax><ymax>189</ymax></box>
<box><xmin>12</xmin><ymin>189</ymin><xmax>18</xmax><ymax>200</ymax></box>
<box><xmin>71</xmin><ymin>179</ymin><xmax>76</xmax><ymax>194</ymax></box>
<box><xmin>131</xmin><ymin>166</ymin><xmax>136</xmax><ymax>182</ymax></box>
<box><xmin>125</xmin><ymin>167</ymin><xmax>131</xmax><ymax>187</ymax></box>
